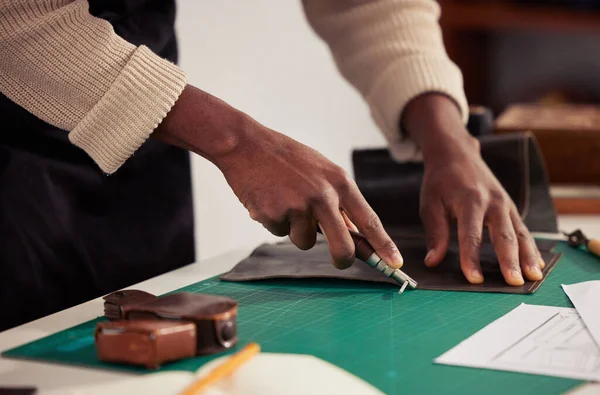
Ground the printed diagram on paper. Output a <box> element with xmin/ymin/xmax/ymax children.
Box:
<box><xmin>436</xmin><ymin>304</ymin><xmax>600</xmax><ymax>382</ymax></box>
<box><xmin>492</xmin><ymin>309</ymin><xmax>600</xmax><ymax>375</ymax></box>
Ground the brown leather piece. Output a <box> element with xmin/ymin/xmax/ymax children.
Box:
<box><xmin>95</xmin><ymin>320</ymin><xmax>196</xmax><ymax>369</ymax></box>
<box><xmin>220</xmin><ymin>236</ymin><xmax>561</xmax><ymax>294</ymax></box>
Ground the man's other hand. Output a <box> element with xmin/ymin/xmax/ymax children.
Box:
<box><xmin>403</xmin><ymin>94</ymin><xmax>545</xmax><ymax>286</ymax></box>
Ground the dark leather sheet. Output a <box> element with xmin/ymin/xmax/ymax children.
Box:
<box><xmin>220</xmin><ymin>236</ymin><xmax>561</xmax><ymax>294</ymax></box>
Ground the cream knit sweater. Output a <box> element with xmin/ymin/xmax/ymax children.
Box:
<box><xmin>0</xmin><ymin>0</ymin><xmax>467</xmax><ymax>174</ymax></box>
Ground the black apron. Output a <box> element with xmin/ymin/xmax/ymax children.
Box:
<box><xmin>0</xmin><ymin>0</ymin><xmax>195</xmax><ymax>331</ymax></box>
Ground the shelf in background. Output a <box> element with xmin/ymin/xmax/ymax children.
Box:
<box><xmin>439</xmin><ymin>1</ymin><xmax>600</xmax><ymax>33</ymax></box>
<box><xmin>552</xmin><ymin>185</ymin><xmax>600</xmax><ymax>214</ymax></box>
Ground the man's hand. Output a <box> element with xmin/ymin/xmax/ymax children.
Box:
<box><xmin>153</xmin><ymin>85</ymin><xmax>403</xmax><ymax>270</ymax></box>
<box><xmin>403</xmin><ymin>94</ymin><xmax>545</xmax><ymax>286</ymax></box>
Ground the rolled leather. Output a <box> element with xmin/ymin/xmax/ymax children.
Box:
<box><xmin>352</xmin><ymin>132</ymin><xmax>558</xmax><ymax>234</ymax></box>
<box><xmin>95</xmin><ymin>320</ymin><xmax>197</xmax><ymax>369</ymax></box>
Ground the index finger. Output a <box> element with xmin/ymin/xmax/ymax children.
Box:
<box><xmin>340</xmin><ymin>185</ymin><xmax>403</xmax><ymax>269</ymax></box>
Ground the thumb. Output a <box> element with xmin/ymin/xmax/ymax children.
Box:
<box><xmin>421</xmin><ymin>201</ymin><xmax>450</xmax><ymax>267</ymax></box>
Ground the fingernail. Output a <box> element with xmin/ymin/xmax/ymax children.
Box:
<box><xmin>470</xmin><ymin>269</ymin><xmax>484</xmax><ymax>283</ymax></box>
<box><xmin>511</xmin><ymin>269</ymin><xmax>524</xmax><ymax>284</ymax></box>
<box><xmin>538</xmin><ymin>258</ymin><xmax>546</xmax><ymax>269</ymax></box>
<box><xmin>529</xmin><ymin>265</ymin><xmax>543</xmax><ymax>280</ymax></box>
<box><xmin>425</xmin><ymin>249</ymin><xmax>435</xmax><ymax>266</ymax></box>
<box><xmin>391</xmin><ymin>251</ymin><xmax>404</xmax><ymax>269</ymax></box>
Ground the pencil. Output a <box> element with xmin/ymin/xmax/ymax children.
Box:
<box><xmin>179</xmin><ymin>342</ymin><xmax>261</xmax><ymax>395</ymax></box>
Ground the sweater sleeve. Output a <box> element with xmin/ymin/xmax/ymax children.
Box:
<box><xmin>302</xmin><ymin>0</ymin><xmax>468</xmax><ymax>161</ymax></box>
<box><xmin>0</xmin><ymin>0</ymin><xmax>187</xmax><ymax>173</ymax></box>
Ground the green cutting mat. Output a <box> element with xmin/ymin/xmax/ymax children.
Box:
<box><xmin>4</xmin><ymin>242</ymin><xmax>600</xmax><ymax>394</ymax></box>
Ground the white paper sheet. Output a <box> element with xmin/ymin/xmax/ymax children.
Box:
<box><xmin>435</xmin><ymin>303</ymin><xmax>600</xmax><ymax>382</ymax></box>
<box><xmin>565</xmin><ymin>383</ymin><xmax>600</xmax><ymax>395</ymax></box>
<box><xmin>563</xmin><ymin>281</ymin><xmax>600</xmax><ymax>350</ymax></box>
<box><xmin>42</xmin><ymin>353</ymin><xmax>384</xmax><ymax>395</ymax></box>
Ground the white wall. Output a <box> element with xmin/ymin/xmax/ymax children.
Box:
<box><xmin>175</xmin><ymin>1</ymin><xmax>386</xmax><ymax>261</ymax></box>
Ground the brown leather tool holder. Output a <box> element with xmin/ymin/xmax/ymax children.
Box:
<box><xmin>95</xmin><ymin>320</ymin><xmax>197</xmax><ymax>369</ymax></box>
<box><xmin>221</xmin><ymin>132</ymin><xmax>562</xmax><ymax>294</ymax></box>
<box><xmin>101</xmin><ymin>291</ymin><xmax>238</xmax><ymax>358</ymax></box>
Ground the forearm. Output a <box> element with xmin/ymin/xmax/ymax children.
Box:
<box><xmin>303</xmin><ymin>0</ymin><xmax>469</xmax><ymax>161</ymax></box>
<box><xmin>0</xmin><ymin>0</ymin><xmax>186</xmax><ymax>173</ymax></box>
<box><xmin>402</xmin><ymin>93</ymin><xmax>479</xmax><ymax>164</ymax></box>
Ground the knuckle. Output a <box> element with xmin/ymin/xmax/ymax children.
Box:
<box><xmin>488</xmin><ymin>188</ymin><xmax>506</xmax><ymax>201</ymax></box>
<box><xmin>361</xmin><ymin>213</ymin><xmax>383</xmax><ymax>234</ymax></box>
<box><xmin>522</xmin><ymin>253</ymin><xmax>540</xmax><ymax>267</ymax></box>
<box><xmin>462</xmin><ymin>233</ymin><xmax>483</xmax><ymax>250</ymax></box>
<box><xmin>285</xmin><ymin>202</ymin><xmax>310</xmax><ymax>218</ymax></box>
<box><xmin>308</xmin><ymin>185</ymin><xmax>336</xmax><ymax>207</ymax></box>
<box><xmin>503</xmin><ymin>259</ymin><xmax>520</xmax><ymax>271</ymax></box>
<box><xmin>516</xmin><ymin>227</ymin><xmax>532</xmax><ymax>242</ymax></box>
<box><xmin>498</xmin><ymin>231</ymin><xmax>517</xmax><ymax>245</ymax></box>
<box><xmin>465</xmin><ymin>188</ymin><xmax>487</xmax><ymax>207</ymax></box>
<box><xmin>453</xmin><ymin>188</ymin><xmax>486</xmax><ymax>211</ymax></box>
<box><xmin>377</xmin><ymin>239</ymin><xmax>398</xmax><ymax>252</ymax></box>
<box><xmin>379</xmin><ymin>239</ymin><xmax>399</xmax><ymax>254</ymax></box>
<box><xmin>489</xmin><ymin>201</ymin><xmax>508</xmax><ymax>214</ymax></box>
<box><xmin>332</xmin><ymin>168</ymin><xmax>353</xmax><ymax>191</ymax></box>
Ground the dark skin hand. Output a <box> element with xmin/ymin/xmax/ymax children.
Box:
<box><xmin>402</xmin><ymin>94</ymin><xmax>545</xmax><ymax>286</ymax></box>
<box><xmin>153</xmin><ymin>85</ymin><xmax>404</xmax><ymax>270</ymax></box>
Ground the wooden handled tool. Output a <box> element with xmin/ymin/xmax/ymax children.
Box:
<box><xmin>564</xmin><ymin>229</ymin><xmax>600</xmax><ymax>258</ymax></box>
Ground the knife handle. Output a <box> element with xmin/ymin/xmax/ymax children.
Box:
<box><xmin>347</xmin><ymin>229</ymin><xmax>377</xmax><ymax>262</ymax></box>
<box><xmin>588</xmin><ymin>238</ymin><xmax>600</xmax><ymax>258</ymax></box>
<box><xmin>316</xmin><ymin>227</ymin><xmax>374</xmax><ymax>262</ymax></box>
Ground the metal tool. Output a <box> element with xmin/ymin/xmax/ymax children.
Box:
<box><xmin>318</xmin><ymin>228</ymin><xmax>418</xmax><ymax>294</ymax></box>
<box><xmin>563</xmin><ymin>229</ymin><xmax>600</xmax><ymax>258</ymax></box>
